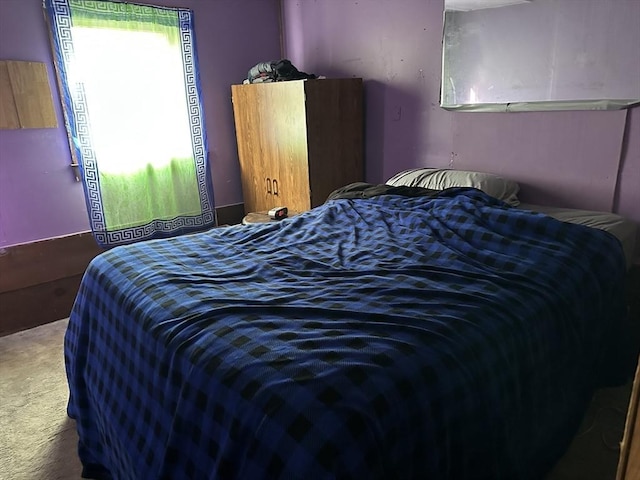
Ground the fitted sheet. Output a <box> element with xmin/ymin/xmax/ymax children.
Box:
<box><xmin>519</xmin><ymin>203</ymin><xmax>637</xmax><ymax>270</ymax></box>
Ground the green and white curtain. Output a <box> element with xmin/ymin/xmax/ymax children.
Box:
<box><xmin>44</xmin><ymin>0</ymin><xmax>215</xmax><ymax>247</ymax></box>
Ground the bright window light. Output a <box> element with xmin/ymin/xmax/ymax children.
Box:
<box><xmin>70</xmin><ymin>27</ymin><xmax>193</xmax><ymax>174</ymax></box>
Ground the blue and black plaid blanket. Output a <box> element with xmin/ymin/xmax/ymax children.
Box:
<box><xmin>65</xmin><ymin>188</ymin><xmax>627</xmax><ymax>480</ymax></box>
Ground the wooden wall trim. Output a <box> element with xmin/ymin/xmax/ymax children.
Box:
<box><xmin>0</xmin><ymin>232</ymin><xmax>103</xmax><ymax>337</ymax></box>
<box><xmin>216</xmin><ymin>203</ymin><xmax>245</xmax><ymax>226</ymax></box>
<box><xmin>0</xmin><ymin>204</ymin><xmax>245</xmax><ymax>337</ymax></box>
<box><xmin>617</xmin><ymin>357</ymin><xmax>640</xmax><ymax>480</ymax></box>
<box><xmin>0</xmin><ymin>274</ymin><xmax>86</xmax><ymax>337</ymax></box>
<box><xmin>0</xmin><ymin>232</ymin><xmax>103</xmax><ymax>294</ymax></box>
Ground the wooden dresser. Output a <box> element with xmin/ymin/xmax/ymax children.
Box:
<box><xmin>231</xmin><ymin>78</ymin><xmax>364</xmax><ymax>214</ymax></box>
<box><xmin>617</xmin><ymin>356</ymin><xmax>640</xmax><ymax>480</ymax></box>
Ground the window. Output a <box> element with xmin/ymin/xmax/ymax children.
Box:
<box><xmin>45</xmin><ymin>0</ymin><xmax>215</xmax><ymax>247</ymax></box>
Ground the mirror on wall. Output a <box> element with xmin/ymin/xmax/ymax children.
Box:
<box><xmin>441</xmin><ymin>0</ymin><xmax>640</xmax><ymax>112</ymax></box>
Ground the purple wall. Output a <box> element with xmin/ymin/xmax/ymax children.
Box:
<box><xmin>281</xmin><ymin>0</ymin><xmax>640</xmax><ymax>261</ymax></box>
<box><xmin>0</xmin><ymin>0</ymin><xmax>281</xmax><ymax>248</ymax></box>
<box><xmin>2</xmin><ymin>0</ymin><xmax>638</xmax><ymax>262</ymax></box>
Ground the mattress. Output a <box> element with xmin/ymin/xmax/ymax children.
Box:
<box><xmin>65</xmin><ymin>188</ymin><xmax>629</xmax><ymax>480</ymax></box>
<box><xmin>519</xmin><ymin>203</ymin><xmax>637</xmax><ymax>270</ymax></box>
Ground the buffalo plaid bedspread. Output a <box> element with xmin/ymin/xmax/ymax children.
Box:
<box><xmin>65</xmin><ymin>187</ymin><xmax>627</xmax><ymax>480</ymax></box>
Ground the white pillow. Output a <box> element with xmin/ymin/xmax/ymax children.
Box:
<box><xmin>385</xmin><ymin>168</ymin><xmax>520</xmax><ymax>206</ymax></box>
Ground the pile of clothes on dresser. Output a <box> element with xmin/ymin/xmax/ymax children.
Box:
<box><xmin>244</xmin><ymin>59</ymin><xmax>319</xmax><ymax>84</ymax></box>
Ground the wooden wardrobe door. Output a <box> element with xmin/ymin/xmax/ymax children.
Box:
<box><xmin>260</xmin><ymin>81</ymin><xmax>310</xmax><ymax>213</ymax></box>
<box><xmin>231</xmin><ymin>84</ymin><xmax>271</xmax><ymax>212</ymax></box>
<box><xmin>232</xmin><ymin>82</ymin><xmax>311</xmax><ymax>213</ymax></box>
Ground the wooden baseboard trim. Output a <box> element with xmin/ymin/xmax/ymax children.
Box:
<box><xmin>0</xmin><ymin>232</ymin><xmax>103</xmax><ymax>337</ymax></box>
<box><xmin>0</xmin><ymin>274</ymin><xmax>84</xmax><ymax>336</ymax></box>
<box><xmin>0</xmin><ymin>204</ymin><xmax>245</xmax><ymax>337</ymax></box>
<box><xmin>0</xmin><ymin>232</ymin><xmax>103</xmax><ymax>293</ymax></box>
<box><xmin>216</xmin><ymin>203</ymin><xmax>245</xmax><ymax>226</ymax></box>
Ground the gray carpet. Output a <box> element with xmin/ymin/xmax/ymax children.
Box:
<box><xmin>0</xmin><ymin>318</ymin><xmax>82</xmax><ymax>480</ymax></box>
<box><xmin>546</xmin><ymin>383</ymin><xmax>630</xmax><ymax>479</ymax></box>
<box><xmin>0</xmin><ymin>318</ymin><xmax>632</xmax><ymax>480</ymax></box>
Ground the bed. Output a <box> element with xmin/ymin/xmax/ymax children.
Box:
<box><xmin>517</xmin><ymin>203</ymin><xmax>637</xmax><ymax>271</ymax></box>
<box><xmin>65</xmin><ymin>170</ymin><xmax>634</xmax><ymax>480</ymax></box>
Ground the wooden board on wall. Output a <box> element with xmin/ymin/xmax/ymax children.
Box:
<box><xmin>0</xmin><ymin>60</ymin><xmax>57</xmax><ymax>129</ymax></box>
<box><xmin>0</xmin><ymin>61</ymin><xmax>20</xmax><ymax>129</ymax></box>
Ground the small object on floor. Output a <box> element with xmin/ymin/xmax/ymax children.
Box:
<box><xmin>268</xmin><ymin>206</ymin><xmax>288</xmax><ymax>220</ymax></box>
<box><xmin>242</xmin><ymin>210</ymin><xmax>298</xmax><ymax>225</ymax></box>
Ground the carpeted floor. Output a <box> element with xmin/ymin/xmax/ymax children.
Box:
<box><xmin>0</xmin><ymin>318</ymin><xmax>633</xmax><ymax>480</ymax></box>
<box><xmin>546</xmin><ymin>383</ymin><xmax>631</xmax><ymax>479</ymax></box>
<box><xmin>0</xmin><ymin>318</ymin><xmax>82</xmax><ymax>480</ymax></box>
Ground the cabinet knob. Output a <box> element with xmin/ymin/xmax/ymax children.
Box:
<box><xmin>272</xmin><ymin>179</ymin><xmax>279</xmax><ymax>196</ymax></box>
<box><xmin>266</xmin><ymin>177</ymin><xmax>272</xmax><ymax>194</ymax></box>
